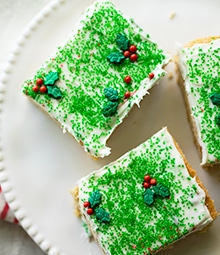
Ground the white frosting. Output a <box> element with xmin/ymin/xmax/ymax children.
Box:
<box><xmin>177</xmin><ymin>38</ymin><xmax>220</xmax><ymax>165</ymax></box>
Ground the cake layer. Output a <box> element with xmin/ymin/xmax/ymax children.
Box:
<box><xmin>22</xmin><ymin>0</ymin><xmax>169</xmax><ymax>158</ymax></box>
<box><xmin>73</xmin><ymin>127</ymin><xmax>217</xmax><ymax>255</ymax></box>
<box><xmin>177</xmin><ymin>37</ymin><xmax>220</xmax><ymax>166</ymax></box>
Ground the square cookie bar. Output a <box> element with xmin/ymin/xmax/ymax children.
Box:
<box><xmin>177</xmin><ymin>36</ymin><xmax>220</xmax><ymax>166</ymax></box>
<box><xmin>22</xmin><ymin>0</ymin><xmax>169</xmax><ymax>158</ymax></box>
<box><xmin>72</xmin><ymin>127</ymin><xmax>217</xmax><ymax>255</ymax></box>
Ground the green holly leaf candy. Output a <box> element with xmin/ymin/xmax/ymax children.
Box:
<box><xmin>152</xmin><ymin>184</ymin><xmax>170</xmax><ymax>198</ymax></box>
<box><xmin>47</xmin><ymin>85</ymin><xmax>62</xmax><ymax>99</ymax></box>
<box><xmin>102</xmin><ymin>101</ymin><xmax>119</xmax><ymax>117</ymax></box>
<box><xmin>95</xmin><ymin>208</ymin><xmax>111</xmax><ymax>223</ymax></box>
<box><xmin>215</xmin><ymin>113</ymin><xmax>220</xmax><ymax>126</ymax></box>
<box><xmin>104</xmin><ymin>87</ymin><xmax>119</xmax><ymax>102</ymax></box>
<box><xmin>143</xmin><ymin>188</ymin><xmax>155</xmax><ymax>206</ymax></box>
<box><xmin>88</xmin><ymin>190</ymin><xmax>102</xmax><ymax>208</ymax></box>
<box><xmin>44</xmin><ymin>71</ymin><xmax>59</xmax><ymax>85</ymax></box>
<box><xmin>107</xmin><ymin>52</ymin><xmax>125</xmax><ymax>64</ymax></box>
<box><xmin>116</xmin><ymin>33</ymin><xmax>129</xmax><ymax>51</ymax></box>
<box><xmin>210</xmin><ymin>93</ymin><xmax>220</xmax><ymax>106</ymax></box>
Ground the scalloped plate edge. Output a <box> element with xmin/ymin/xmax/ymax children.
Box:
<box><xmin>0</xmin><ymin>1</ymin><xmax>67</xmax><ymax>254</ymax></box>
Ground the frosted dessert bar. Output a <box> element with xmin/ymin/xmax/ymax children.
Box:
<box><xmin>177</xmin><ymin>36</ymin><xmax>220</xmax><ymax>166</ymax></box>
<box><xmin>72</xmin><ymin>127</ymin><xmax>217</xmax><ymax>255</ymax></box>
<box><xmin>22</xmin><ymin>0</ymin><xmax>169</xmax><ymax>158</ymax></box>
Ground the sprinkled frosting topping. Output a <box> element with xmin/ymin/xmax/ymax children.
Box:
<box><xmin>178</xmin><ymin>38</ymin><xmax>220</xmax><ymax>165</ymax></box>
<box><xmin>21</xmin><ymin>0</ymin><xmax>168</xmax><ymax>158</ymax></box>
<box><xmin>77</xmin><ymin>127</ymin><xmax>213</xmax><ymax>255</ymax></box>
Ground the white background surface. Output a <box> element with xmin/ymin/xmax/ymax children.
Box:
<box><xmin>0</xmin><ymin>1</ymin><xmax>220</xmax><ymax>255</ymax></box>
<box><xmin>0</xmin><ymin>1</ymin><xmax>50</xmax><ymax>254</ymax></box>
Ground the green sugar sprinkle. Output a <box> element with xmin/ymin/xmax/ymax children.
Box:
<box><xmin>21</xmin><ymin>1</ymin><xmax>167</xmax><ymax>157</ymax></box>
<box><xmin>80</xmin><ymin>129</ymin><xmax>208</xmax><ymax>254</ymax></box>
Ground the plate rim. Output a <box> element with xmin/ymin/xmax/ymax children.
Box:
<box><xmin>0</xmin><ymin>0</ymin><xmax>68</xmax><ymax>254</ymax></box>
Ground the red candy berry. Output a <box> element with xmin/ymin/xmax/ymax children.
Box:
<box><xmin>87</xmin><ymin>208</ymin><xmax>94</xmax><ymax>215</ymax></box>
<box><xmin>83</xmin><ymin>201</ymin><xmax>90</xmax><ymax>208</ymax></box>
<box><xmin>32</xmin><ymin>85</ymin><xmax>39</xmax><ymax>93</ymax></box>
<box><xmin>144</xmin><ymin>175</ymin><xmax>151</xmax><ymax>182</ymax></box>
<box><xmin>129</xmin><ymin>44</ymin><xmax>137</xmax><ymax>53</ymax></box>
<box><xmin>143</xmin><ymin>182</ymin><xmax>150</xmax><ymax>189</ymax></box>
<box><xmin>124</xmin><ymin>91</ymin><xmax>131</xmax><ymax>99</ymax></box>
<box><xmin>143</xmin><ymin>174</ymin><xmax>157</xmax><ymax>188</ymax></box>
<box><xmin>40</xmin><ymin>85</ymin><xmax>47</xmax><ymax>94</ymax></box>
<box><xmin>123</xmin><ymin>50</ymin><xmax>131</xmax><ymax>58</ymax></box>
<box><xmin>150</xmin><ymin>178</ymin><xmax>157</xmax><ymax>186</ymax></box>
<box><xmin>148</xmin><ymin>73</ymin><xmax>154</xmax><ymax>80</ymax></box>
<box><xmin>130</xmin><ymin>53</ymin><xmax>138</xmax><ymax>62</ymax></box>
<box><xmin>124</xmin><ymin>75</ymin><xmax>132</xmax><ymax>84</ymax></box>
<box><xmin>36</xmin><ymin>78</ymin><xmax>44</xmax><ymax>86</ymax></box>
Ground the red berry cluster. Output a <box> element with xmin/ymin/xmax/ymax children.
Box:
<box><xmin>83</xmin><ymin>201</ymin><xmax>93</xmax><ymax>215</ymax></box>
<box><xmin>32</xmin><ymin>78</ymin><xmax>47</xmax><ymax>94</ymax></box>
<box><xmin>143</xmin><ymin>174</ymin><xmax>157</xmax><ymax>189</ymax></box>
<box><xmin>123</xmin><ymin>44</ymin><xmax>138</xmax><ymax>62</ymax></box>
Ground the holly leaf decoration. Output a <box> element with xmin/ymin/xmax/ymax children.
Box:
<box><xmin>116</xmin><ymin>33</ymin><xmax>129</xmax><ymax>51</ymax></box>
<box><xmin>107</xmin><ymin>52</ymin><xmax>125</xmax><ymax>64</ymax></box>
<box><xmin>143</xmin><ymin>188</ymin><xmax>155</xmax><ymax>206</ymax></box>
<box><xmin>102</xmin><ymin>101</ymin><xmax>119</xmax><ymax>117</ymax></box>
<box><xmin>95</xmin><ymin>208</ymin><xmax>111</xmax><ymax>223</ymax></box>
<box><xmin>47</xmin><ymin>85</ymin><xmax>62</xmax><ymax>99</ymax></box>
<box><xmin>152</xmin><ymin>184</ymin><xmax>170</xmax><ymax>198</ymax></box>
<box><xmin>210</xmin><ymin>93</ymin><xmax>220</xmax><ymax>106</ymax></box>
<box><xmin>44</xmin><ymin>71</ymin><xmax>59</xmax><ymax>85</ymax></box>
<box><xmin>215</xmin><ymin>113</ymin><xmax>220</xmax><ymax>126</ymax></box>
<box><xmin>88</xmin><ymin>190</ymin><xmax>102</xmax><ymax>208</ymax></box>
<box><xmin>104</xmin><ymin>87</ymin><xmax>119</xmax><ymax>102</ymax></box>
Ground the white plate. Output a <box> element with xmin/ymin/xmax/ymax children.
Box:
<box><xmin>0</xmin><ymin>0</ymin><xmax>219</xmax><ymax>254</ymax></box>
